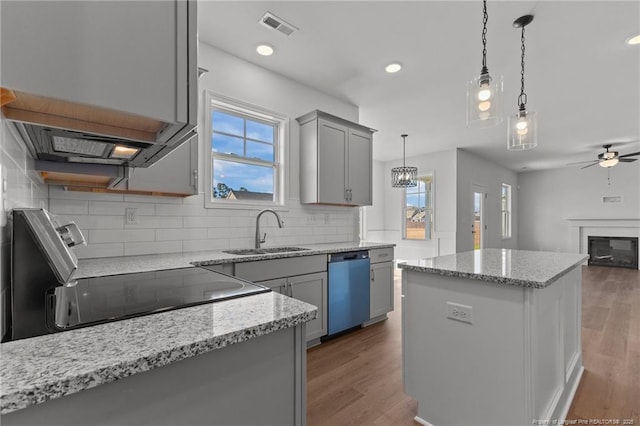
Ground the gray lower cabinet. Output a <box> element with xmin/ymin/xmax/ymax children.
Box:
<box><xmin>255</xmin><ymin>272</ymin><xmax>327</xmax><ymax>341</ymax></box>
<box><xmin>288</xmin><ymin>272</ymin><xmax>327</xmax><ymax>341</ymax></box>
<box><xmin>369</xmin><ymin>248</ymin><xmax>395</xmax><ymax>319</ymax></box>
<box><xmin>235</xmin><ymin>255</ymin><xmax>328</xmax><ymax>342</ymax></box>
<box><xmin>370</xmin><ymin>261</ymin><xmax>394</xmax><ymax>318</ymax></box>
<box><xmin>257</xmin><ymin>277</ymin><xmax>288</xmax><ymax>294</ymax></box>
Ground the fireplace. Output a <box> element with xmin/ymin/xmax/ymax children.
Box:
<box><xmin>588</xmin><ymin>236</ymin><xmax>639</xmax><ymax>269</ymax></box>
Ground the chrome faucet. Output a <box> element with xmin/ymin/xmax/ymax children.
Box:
<box><xmin>255</xmin><ymin>209</ymin><xmax>284</xmax><ymax>249</ymax></box>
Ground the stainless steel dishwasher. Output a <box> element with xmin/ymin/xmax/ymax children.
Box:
<box><xmin>327</xmin><ymin>250</ymin><xmax>370</xmax><ymax>336</ymax></box>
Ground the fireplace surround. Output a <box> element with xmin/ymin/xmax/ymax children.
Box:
<box><xmin>588</xmin><ymin>236</ymin><xmax>639</xmax><ymax>269</ymax></box>
<box><xmin>568</xmin><ymin>218</ymin><xmax>640</xmax><ymax>270</ymax></box>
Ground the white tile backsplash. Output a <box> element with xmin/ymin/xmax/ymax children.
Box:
<box><xmin>48</xmin><ymin>188</ymin><xmax>359</xmax><ymax>259</ymax></box>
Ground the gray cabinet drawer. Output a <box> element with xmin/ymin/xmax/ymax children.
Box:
<box><xmin>369</xmin><ymin>248</ymin><xmax>394</xmax><ymax>264</ymax></box>
<box><xmin>234</xmin><ymin>255</ymin><xmax>327</xmax><ymax>282</ymax></box>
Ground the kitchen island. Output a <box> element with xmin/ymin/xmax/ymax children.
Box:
<box><xmin>400</xmin><ymin>249</ymin><xmax>588</xmax><ymax>426</ymax></box>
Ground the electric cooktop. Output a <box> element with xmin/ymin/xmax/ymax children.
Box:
<box><xmin>49</xmin><ymin>266</ymin><xmax>271</xmax><ymax>331</ymax></box>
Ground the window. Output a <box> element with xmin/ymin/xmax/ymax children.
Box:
<box><xmin>205</xmin><ymin>92</ymin><xmax>286</xmax><ymax>207</ymax></box>
<box><xmin>403</xmin><ymin>174</ymin><xmax>434</xmax><ymax>240</ymax></box>
<box><xmin>501</xmin><ymin>183</ymin><xmax>512</xmax><ymax>238</ymax></box>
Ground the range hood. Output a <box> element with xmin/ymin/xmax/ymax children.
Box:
<box><xmin>3</xmin><ymin>90</ymin><xmax>196</xmax><ymax>168</ymax></box>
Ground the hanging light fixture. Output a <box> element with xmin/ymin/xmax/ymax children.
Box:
<box><xmin>391</xmin><ymin>134</ymin><xmax>418</xmax><ymax>188</ymax></box>
<box><xmin>508</xmin><ymin>15</ymin><xmax>537</xmax><ymax>150</ymax></box>
<box><xmin>466</xmin><ymin>0</ymin><xmax>503</xmax><ymax>127</ymax></box>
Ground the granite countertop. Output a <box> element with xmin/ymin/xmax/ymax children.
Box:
<box><xmin>398</xmin><ymin>248</ymin><xmax>588</xmax><ymax>289</ymax></box>
<box><xmin>0</xmin><ymin>292</ymin><xmax>317</xmax><ymax>415</ymax></box>
<box><xmin>74</xmin><ymin>241</ymin><xmax>395</xmax><ymax>279</ymax></box>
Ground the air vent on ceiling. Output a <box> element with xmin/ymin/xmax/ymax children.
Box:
<box><xmin>259</xmin><ymin>11</ymin><xmax>298</xmax><ymax>36</ymax></box>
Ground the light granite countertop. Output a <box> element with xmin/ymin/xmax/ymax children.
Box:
<box><xmin>0</xmin><ymin>292</ymin><xmax>317</xmax><ymax>415</ymax></box>
<box><xmin>398</xmin><ymin>248</ymin><xmax>588</xmax><ymax>288</ymax></box>
<box><xmin>1</xmin><ymin>240</ymin><xmax>395</xmax><ymax>415</ymax></box>
<box><xmin>74</xmin><ymin>241</ymin><xmax>395</xmax><ymax>279</ymax></box>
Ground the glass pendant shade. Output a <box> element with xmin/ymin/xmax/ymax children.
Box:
<box><xmin>507</xmin><ymin>109</ymin><xmax>537</xmax><ymax>150</ymax></box>
<box><xmin>391</xmin><ymin>166</ymin><xmax>418</xmax><ymax>188</ymax></box>
<box><xmin>466</xmin><ymin>73</ymin><xmax>503</xmax><ymax>127</ymax></box>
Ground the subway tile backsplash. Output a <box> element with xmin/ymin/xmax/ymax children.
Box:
<box><xmin>48</xmin><ymin>189</ymin><xmax>359</xmax><ymax>259</ymax></box>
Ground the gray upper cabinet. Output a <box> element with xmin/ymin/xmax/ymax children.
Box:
<box><xmin>297</xmin><ymin>110</ymin><xmax>375</xmax><ymax>206</ymax></box>
<box><xmin>117</xmin><ymin>136</ymin><xmax>198</xmax><ymax>196</ymax></box>
<box><xmin>1</xmin><ymin>0</ymin><xmax>195</xmax><ymax>124</ymax></box>
<box><xmin>0</xmin><ymin>0</ymin><xmax>197</xmax><ymax>171</ymax></box>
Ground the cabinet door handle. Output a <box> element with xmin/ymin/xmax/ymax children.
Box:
<box><xmin>371</xmin><ymin>270</ymin><xmax>375</xmax><ymax>281</ymax></box>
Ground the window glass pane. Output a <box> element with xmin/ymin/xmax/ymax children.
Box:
<box><xmin>405</xmin><ymin>206</ymin><xmax>426</xmax><ymax>239</ymax></box>
<box><xmin>212</xmin><ymin>111</ymin><xmax>244</xmax><ymax>137</ymax></box>
<box><xmin>212</xmin><ymin>159</ymin><xmax>274</xmax><ymax>201</ymax></box>
<box><xmin>246</xmin><ymin>120</ymin><xmax>274</xmax><ymax>143</ymax></box>
<box><xmin>212</xmin><ymin>133</ymin><xmax>244</xmax><ymax>156</ymax></box>
<box><xmin>405</xmin><ymin>174</ymin><xmax>434</xmax><ymax>240</ymax></box>
<box><xmin>246</xmin><ymin>141</ymin><xmax>275</xmax><ymax>162</ymax></box>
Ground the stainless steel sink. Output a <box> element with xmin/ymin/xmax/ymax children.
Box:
<box><xmin>223</xmin><ymin>247</ymin><xmax>311</xmax><ymax>256</ymax></box>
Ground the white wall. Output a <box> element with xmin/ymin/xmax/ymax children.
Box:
<box><xmin>456</xmin><ymin>149</ymin><xmax>519</xmax><ymax>252</ymax></box>
<box><xmin>518</xmin><ymin>164</ymin><xmax>640</xmax><ymax>252</ymax></box>
<box><xmin>48</xmin><ymin>43</ymin><xmax>363</xmax><ymax>259</ymax></box>
<box><xmin>0</xmin><ymin>119</ymin><xmax>48</xmax><ymax>339</ymax></box>
<box><xmin>361</xmin><ymin>159</ymin><xmax>385</xmax><ymax>241</ymax></box>
<box><xmin>367</xmin><ymin>149</ymin><xmax>458</xmax><ymax>262</ymax></box>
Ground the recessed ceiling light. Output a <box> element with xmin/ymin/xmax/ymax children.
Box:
<box><xmin>256</xmin><ymin>44</ymin><xmax>274</xmax><ymax>56</ymax></box>
<box><xmin>626</xmin><ymin>34</ymin><xmax>640</xmax><ymax>45</ymax></box>
<box><xmin>385</xmin><ymin>63</ymin><xmax>402</xmax><ymax>73</ymax></box>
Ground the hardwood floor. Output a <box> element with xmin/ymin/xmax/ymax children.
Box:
<box><xmin>306</xmin><ymin>266</ymin><xmax>640</xmax><ymax>425</ymax></box>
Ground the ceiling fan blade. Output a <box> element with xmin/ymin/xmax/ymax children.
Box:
<box><xmin>567</xmin><ymin>160</ymin><xmax>598</xmax><ymax>166</ymax></box>
<box><xmin>618</xmin><ymin>151</ymin><xmax>640</xmax><ymax>158</ymax></box>
<box><xmin>619</xmin><ymin>158</ymin><xmax>637</xmax><ymax>163</ymax></box>
<box><xmin>581</xmin><ymin>162</ymin><xmax>600</xmax><ymax>169</ymax></box>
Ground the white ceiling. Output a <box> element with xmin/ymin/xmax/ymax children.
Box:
<box><xmin>198</xmin><ymin>1</ymin><xmax>640</xmax><ymax>171</ymax></box>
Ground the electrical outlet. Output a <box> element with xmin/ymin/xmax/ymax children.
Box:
<box><xmin>125</xmin><ymin>208</ymin><xmax>138</xmax><ymax>225</ymax></box>
<box><xmin>446</xmin><ymin>302</ymin><xmax>473</xmax><ymax>324</ymax></box>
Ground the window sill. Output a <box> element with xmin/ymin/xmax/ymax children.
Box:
<box><xmin>204</xmin><ymin>199</ymin><xmax>289</xmax><ymax>212</ymax></box>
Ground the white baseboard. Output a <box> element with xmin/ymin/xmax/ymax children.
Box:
<box><xmin>558</xmin><ymin>365</ymin><xmax>585</xmax><ymax>421</ymax></box>
<box><xmin>414</xmin><ymin>415</ymin><xmax>435</xmax><ymax>426</ymax></box>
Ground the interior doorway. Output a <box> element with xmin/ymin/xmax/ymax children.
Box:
<box><xmin>473</xmin><ymin>190</ymin><xmax>485</xmax><ymax>250</ymax></box>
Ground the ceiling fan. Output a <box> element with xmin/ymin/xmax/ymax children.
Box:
<box><xmin>569</xmin><ymin>144</ymin><xmax>640</xmax><ymax>169</ymax></box>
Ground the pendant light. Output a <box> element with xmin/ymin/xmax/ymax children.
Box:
<box><xmin>508</xmin><ymin>15</ymin><xmax>537</xmax><ymax>150</ymax></box>
<box><xmin>466</xmin><ymin>0</ymin><xmax>503</xmax><ymax>127</ymax></box>
<box><xmin>391</xmin><ymin>134</ymin><xmax>417</xmax><ymax>188</ymax></box>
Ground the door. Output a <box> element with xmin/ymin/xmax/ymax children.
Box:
<box><xmin>288</xmin><ymin>272</ymin><xmax>327</xmax><ymax>341</ymax></box>
<box><xmin>254</xmin><ymin>278</ymin><xmax>288</xmax><ymax>295</ymax></box>
<box><xmin>370</xmin><ymin>261</ymin><xmax>394</xmax><ymax>318</ymax></box>
<box><xmin>472</xmin><ymin>190</ymin><xmax>486</xmax><ymax>250</ymax></box>
<box><xmin>317</xmin><ymin>119</ymin><xmax>348</xmax><ymax>204</ymax></box>
<box><xmin>347</xmin><ymin>128</ymin><xmax>372</xmax><ymax>205</ymax></box>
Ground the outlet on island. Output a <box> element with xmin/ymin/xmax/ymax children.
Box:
<box><xmin>446</xmin><ymin>301</ymin><xmax>473</xmax><ymax>324</ymax></box>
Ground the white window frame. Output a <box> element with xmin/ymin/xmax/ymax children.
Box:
<box><xmin>204</xmin><ymin>91</ymin><xmax>288</xmax><ymax>209</ymax></box>
<box><xmin>501</xmin><ymin>183</ymin><xmax>512</xmax><ymax>239</ymax></box>
<box><xmin>402</xmin><ymin>173</ymin><xmax>435</xmax><ymax>241</ymax></box>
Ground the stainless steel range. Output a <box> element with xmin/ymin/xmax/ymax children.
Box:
<box><xmin>6</xmin><ymin>208</ymin><xmax>270</xmax><ymax>342</ymax></box>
